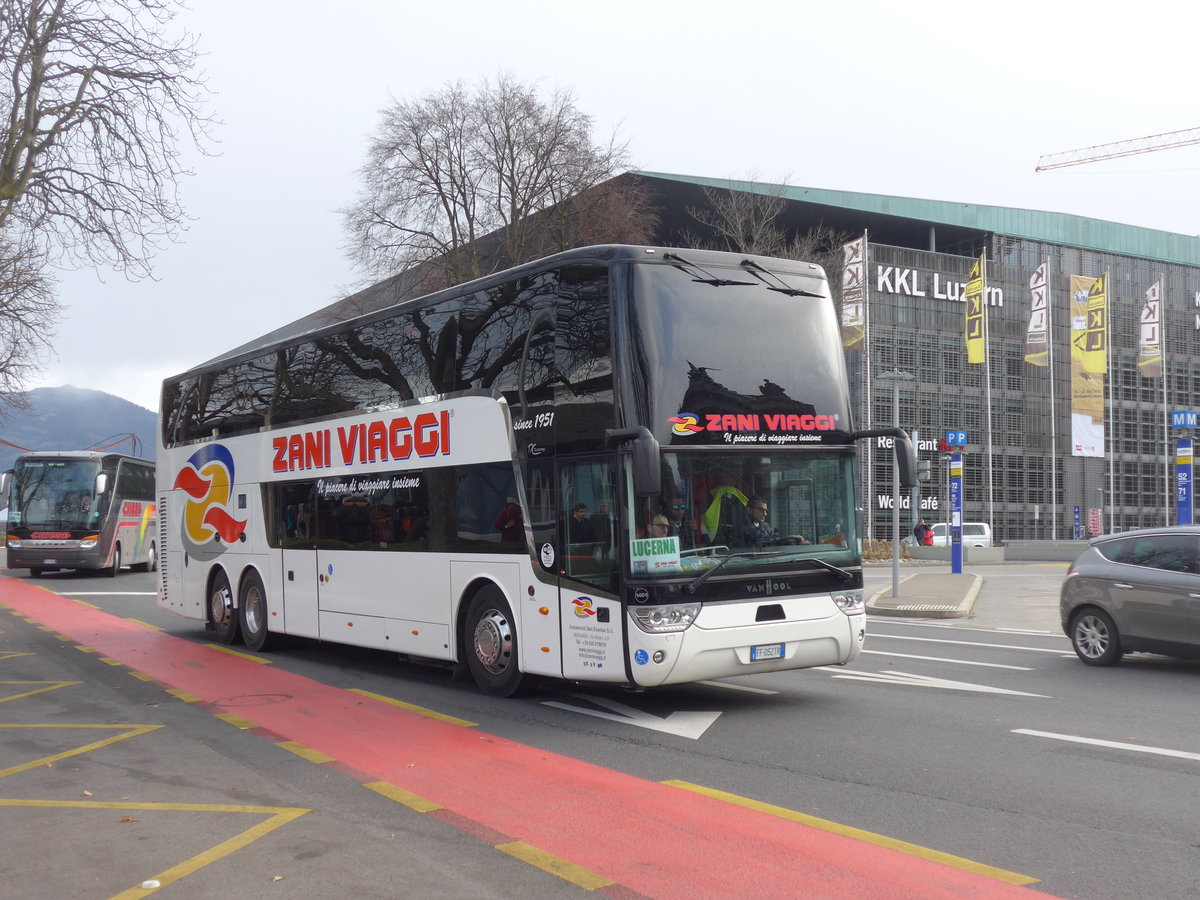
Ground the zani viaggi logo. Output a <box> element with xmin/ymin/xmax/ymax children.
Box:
<box><xmin>668</xmin><ymin>413</ymin><xmax>704</xmax><ymax>435</ymax></box>
<box><xmin>172</xmin><ymin>445</ymin><xmax>247</xmax><ymax>560</ymax></box>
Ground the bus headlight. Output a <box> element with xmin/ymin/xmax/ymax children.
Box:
<box><xmin>831</xmin><ymin>589</ymin><xmax>864</xmax><ymax>615</ymax></box>
<box><xmin>79</xmin><ymin>535</ymin><xmax>99</xmax><ymax>549</ymax></box>
<box><xmin>6</xmin><ymin>535</ymin><xmax>19</xmax><ymax>549</ymax></box>
<box><xmin>631</xmin><ymin>603</ymin><xmax>701</xmax><ymax>634</ymax></box>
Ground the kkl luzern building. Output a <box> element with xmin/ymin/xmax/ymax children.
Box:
<box><xmin>632</xmin><ymin>172</ymin><xmax>1200</xmax><ymax>544</ymax></box>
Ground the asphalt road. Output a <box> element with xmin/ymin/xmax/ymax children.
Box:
<box><xmin>4</xmin><ymin>561</ymin><xmax>1199</xmax><ymax>899</ymax></box>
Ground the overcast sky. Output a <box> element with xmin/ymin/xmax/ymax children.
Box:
<box><xmin>31</xmin><ymin>0</ymin><xmax>1200</xmax><ymax>412</ymax></box>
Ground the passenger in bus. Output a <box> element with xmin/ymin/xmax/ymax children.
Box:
<box><xmin>589</xmin><ymin>502</ymin><xmax>612</xmax><ymax>555</ymax></box>
<box><xmin>664</xmin><ymin>494</ymin><xmax>697</xmax><ymax>548</ymax></box>
<box><xmin>649</xmin><ymin>515</ymin><xmax>670</xmax><ymax>537</ymax></box>
<box><xmin>494</xmin><ymin>498</ymin><xmax>523</xmax><ymax>543</ymax></box>
<box><xmin>334</xmin><ymin>494</ymin><xmax>371</xmax><ymax>544</ymax></box>
<box><xmin>568</xmin><ymin>503</ymin><xmax>595</xmax><ymax>544</ymax></box>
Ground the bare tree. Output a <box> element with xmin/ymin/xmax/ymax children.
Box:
<box><xmin>684</xmin><ymin>181</ymin><xmax>853</xmax><ymax>292</ymax></box>
<box><xmin>344</xmin><ymin>74</ymin><xmax>656</xmax><ymax>287</ymax></box>
<box><xmin>0</xmin><ymin>0</ymin><xmax>209</xmax><ymax>402</ymax></box>
<box><xmin>0</xmin><ymin>232</ymin><xmax>58</xmax><ymax>403</ymax></box>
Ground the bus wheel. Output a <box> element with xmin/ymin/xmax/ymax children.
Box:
<box><xmin>464</xmin><ymin>587</ymin><xmax>524</xmax><ymax>697</ymax></box>
<box><xmin>28</xmin><ymin>567</ymin><xmax>42</xmax><ymax>578</ymax></box>
<box><xmin>132</xmin><ymin>543</ymin><xmax>157</xmax><ymax>573</ymax></box>
<box><xmin>239</xmin><ymin>570</ymin><xmax>273</xmax><ymax>652</ymax></box>
<box><xmin>208</xmin><ymin>570</ymin><xmax>240</xmax><ymax>644</ymax></box>
<box><xmin>105</xmin><ymin>545</ymin><xmax>121</xmax><ymax>578</ymax></box>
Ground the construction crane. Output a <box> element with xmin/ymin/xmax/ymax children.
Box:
<box><xmin>1036</xmin><ymin>127</ymin><xmax>1200</xmax><ymax>171</ymax></box>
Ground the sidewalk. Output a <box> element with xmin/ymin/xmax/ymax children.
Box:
<box><xmin>865</xmin><ymin>570</ymin><xmax>983</xmax><ymax>618</ymax></box>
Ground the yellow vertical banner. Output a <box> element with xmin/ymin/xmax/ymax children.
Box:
<box><xmin>964</xmin><ymin>253</ymin><xmax>986</xmax><ymax>364</ymax></box>
<box><xmin>1070</xmin><ymin>274</ymin><xmax>1104</xmax><ymax>457</ymax></box>
<box><xmin>1080</xmin><ymin>273</ymin><xmax>1108</xmax><ymax>374</ymax></box>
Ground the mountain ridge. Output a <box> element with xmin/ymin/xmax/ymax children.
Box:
<box><xmin>0</xmin><ymin>385</ymin><xmax>156</xmax><ymax>472</ymax></box>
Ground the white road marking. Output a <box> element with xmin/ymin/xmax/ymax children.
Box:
<box><xmin>543</xmin><ymin>694</ymin><xmax>721</xmax><ymax>739</ymax></box>
<box><xmin>831</xmin><ymin>670</ymin><xmax>1049</xmax><ymax>697</ymax></box>
<box><xmin>697</xmin><ymin>680</ymin><xmax>779</xmax><ymax>694</ymax></box>
<box><xmin>861</xmin><ymin>649</ymin><xmax>1032</xmax><ymax>670</ymax></box>
<box><xmin>57</xmin><ymin>592</ymin><xmax>156</xmax><ymax>597</ymax></box>
<box><xmin>1014</xmin><ymin>729</ymin><xmax>1200</xmax><ymax>762</ymax></box>
<box><xmin>868</xmin><ymin>634</ymin><xmax>1066</xmax><ymax>654</ymax></box>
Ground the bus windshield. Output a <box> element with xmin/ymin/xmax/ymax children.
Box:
<box><xmin>628</xmin><ymin>449</ymin><xmax>858</xmax><ymax>580</ymax></box>
<box><xmin>10</xmin><ymin>458</ymin><xmax>103</xmax><ymax>530</ymax></box>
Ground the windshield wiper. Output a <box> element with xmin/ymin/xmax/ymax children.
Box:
<box><xmin>684</xmin><ymin>548</ymin><xmax>854</xmax><ymax>594</ymax></box>
<box><xmin>739</xmin><ymin>259</ymin><xmax>823</xmax><ymax>297</ymax></box>
<box><xmin>683</xmin><ymin>549</ymin><xmax>786</xmax><ymax>594</ymax></box>
<box><xmin>662</xmin><ymin>252</ymin><xmax>756</xmax><ymax>287</ymax></box>
<box><xmin>797</xmin><ymin>556</ymin><xmax>854</xmax><ymax>582</ymax></box>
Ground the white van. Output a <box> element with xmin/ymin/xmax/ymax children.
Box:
<box><xmin>928</xmin><ymin>522</ymin><xmax>992</xmax><ymax>547</ymax></box>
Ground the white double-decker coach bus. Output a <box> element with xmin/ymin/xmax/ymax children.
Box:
<box><xmin>157</xmin><ymin>246</ymin><xmax>914</xmax><ymax>695</ymax></box>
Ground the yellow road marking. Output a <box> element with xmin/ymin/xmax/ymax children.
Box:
<box><xmin>0</xmin><ymin>724</ymin><xmax>163</xmax><ymax>778</ymax></box>
<box><xmin>277</xmin><ymin>741</ymin><xmax>335</xmax><ymax>764</ymax></box>
<box><xmin>496</xmin><ymin>841</ymin><xmax>614</xmax><ymax>891</ymax></box>
<box><xmin>99</xmin><ymin>657</ymin><xmax>125</xmax><ymax>666</ymax></box>
<box><xmin>348</xmin><ymin>689</ymin><xmax>477</xmax><ymax>727</ymax></box>
<box><xmin>214</xmin><ymin>712</ymin><xmax>259</xmax><ymax>730</ymax></box>
<box><xmin>662</xmin><ymin>780</ymin><xmax>1039</xmax><ymax>886</ymax></box>
<box><xmin>129</xmin><ymin>671</ymin><xmax>157</xmax><ymax>682</ymax></box>
<box><xmin>165</xmin><ymin>688</ymin><xmax>200</xmax><ymax>703</ymax></box>
<box><xmin>204</xmin><ymin>644</ymin><xmax>272</xmax><ymax>664</ymax></box>
<box><xmin>0</xmin><ymin>680</ymin><xmax>80</xmax><ymax>703</ymax></box>
<box><xmin>0</xmin><ymin>651</ymin><xmax>35</xmax><ymax>661</ymax></box>
<box><xmin>364</xmin><ymin>780</ymin><xmax>443</xmax><ymax>813</ymax></box>
<box><xmin>124</xmin><ymin>618</ymin><xmax>164</xmax><ymax>631</ymax></box>
<box><xmin>0</xmin><ymin>799</ymin><xmax>308</xmax><ymax>900</ymax></box>
<box><xmin>69</xmin><ymin>598</ymin><xmax>101</xmax><ymax>609</ymax></box>
<box><xmin>74</xmin><ymin>645</ymin><xmax>97</xmax><ymax>654</ymax></box>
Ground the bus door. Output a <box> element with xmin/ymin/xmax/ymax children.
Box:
<box><xmin>276</xmin><ymin>483</ymin><xmax>320</xmax><ymax>639</ymax></box>
<box><xmin>557</xmin><ymin>457</ymin><xmax>623</xmax><ymax>681</ymax></box>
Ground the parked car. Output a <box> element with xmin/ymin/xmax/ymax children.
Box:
<box><xmin>926</xmin><ymin>522</ymin><xmax>993</xmax><ymax>548</ymax></box>
<box><xmin>1060</xmin><ymin>526</ymin><xmax>1200</xmax><ymax>666</ymax></box>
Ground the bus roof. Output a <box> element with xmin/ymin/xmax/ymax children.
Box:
<box><xmin>171</xmin><ymin>245</ymin><xmax>826</xmax><ymax>383</ymax></box>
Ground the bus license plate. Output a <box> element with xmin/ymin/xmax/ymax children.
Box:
<box><xmin>750</xmin><ymin>643</ymin><xmax>785</xmax><ymax>662</ymax></box>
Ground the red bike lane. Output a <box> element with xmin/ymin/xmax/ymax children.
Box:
<box><xmin>1</xmin><ymin>579</ymin><xmax>1058</xmax><ymax>900</ymax></box>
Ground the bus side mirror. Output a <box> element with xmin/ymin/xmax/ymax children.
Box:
<box><xmin>0</xmin><ymin>471</ymin><xmax>9</xmax><ymax>499</ymax></box>
<box><xmin>95</xmin><ymin>473</ymin><xmax>109</xmax><ymax>496</ymax></box>
<box><xmin>850</xmin><ymin>427</ymin><xmax>917</xmax><ymax>489</ymax></box>
<box><xmin>605</xmin><ymin>427</ymin><xmax>661</xmax><ymax>497</ymax></box>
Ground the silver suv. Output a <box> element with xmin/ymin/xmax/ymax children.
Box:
<box><xmin>1061</xmin><ymin>526</ymin><xmax>1200</xmax><ymax>666</ymax></box>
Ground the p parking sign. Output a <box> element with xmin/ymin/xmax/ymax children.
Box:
<box><xmin>946</xmin><ymin>430</ymin><xmax>968</xmax><ymax>447</ymax></box>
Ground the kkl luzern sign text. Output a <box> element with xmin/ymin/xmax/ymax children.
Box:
<box><xmin>876</xmin><ymin>266</ymin><xmax>1005</xmax><ymax>307</ymax></box>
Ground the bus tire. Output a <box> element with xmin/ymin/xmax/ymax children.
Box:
<box><xmin>132</xmin><ymin>543</ymin><xmax>157</xmax><ymax>573</ymax></box>
<box><xmin>464</xmin><ymin>587</ymin><xmax>525</xmax><ymax>697</ymax></box>
<box><xmin>104</xmin><ymin>545</ymin><xmax>121</xmax><ymax>578</ymax></box>
<box><xmin>239</xmin><ymin>570</ymin><xmax>274</xmax><ymax>652</ymax></box>
<box><xmin>28</xmin><ymin>567</ymin><xmax>42</xmax><ymax>578</ymax></box>
<box><xmin>208</xmin><ymin>570</ymin><xmax>240</xmax><ymax>645</ymax></box>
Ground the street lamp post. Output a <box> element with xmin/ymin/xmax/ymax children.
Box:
<box><xmin>877</xmin><ymin>369</ymin><xmax>915</xmax><ymax>598</ymax></box>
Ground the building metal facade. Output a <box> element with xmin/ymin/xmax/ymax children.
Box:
<box><xmin>637</xmin><ymin>172</ymin><xmax>1200</xmax><ymax>543</ymax></box>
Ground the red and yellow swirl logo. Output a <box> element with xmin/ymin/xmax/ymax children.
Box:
<box><xmin>572</xmin><ymin>597</ymin><xmax>597</xmax><ymax>618</ymax></box>
<box><xmin>172</xmin><ymin>445</ymin><xmax>247</xmax><ymax>559</ymax></box>
<box><xmin>668</xmin><ymin>413</ymin><xmax>703</xmax><ymax>435</ymax></box>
